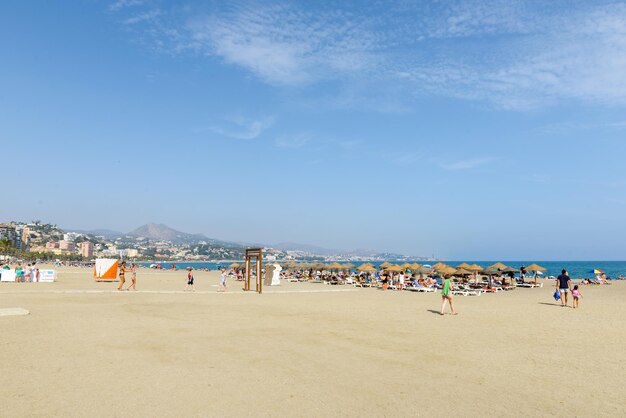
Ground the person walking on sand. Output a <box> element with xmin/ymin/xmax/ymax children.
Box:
<box><xmin>218</xmin><ymin>268</ymin><xmax>227</xmax><ymax>292</ymax></box>
<box><xmin>117</xmin><ymin>261</ymin><xmax>127</xmax><ymax>290</ymax></box>
<box><xmin>572</xmin><ymin>285</ymin><xmax>583</xmax><ymax>308</ymax></box>
<box><xmin>126</xmin><ymin>263</ymin><xmax>137</xmax><ymax>291</ymax></box>
<box><xmin>556</xmin><ymin>269</ymin><xmax>572</xmax><ymax>307</ymax></box>
<box><xmin>440</xmin><ymin>274</ymin><xmax>457</xmax><ymax>315</ymax></box>
<box><xmin>16</xmin><ymin>264</ymin><xmax>24</xmax><ymax>282</ymax></box>
<box><xmin>185</xmin><ymin>267</ymin><xmax>195</xmax><ymax>291</ymax></box>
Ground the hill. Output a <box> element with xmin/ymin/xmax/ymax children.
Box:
<box><xmin>126</xmin><ymin>223</ymin><xmax>242</xmax><ymax>247</ymax></box>
<box><xmin>126</xmin><ymin>223</ymin><xmax>206</xmax><ymax>243</ymax></box>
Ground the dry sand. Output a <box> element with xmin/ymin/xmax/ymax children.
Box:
<box><xmin>1</xmin><ymin>266</ymin><xmax>625</xmax><ymax>417</ymax></box>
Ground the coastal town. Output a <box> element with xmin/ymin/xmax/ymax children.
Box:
<box><xmin>0</xmin><ymin>221</ymin><xmax>429</xmax><ymax>263</ymax></box>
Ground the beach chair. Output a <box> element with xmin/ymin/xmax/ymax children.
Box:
<box><xmin>405</xmin><ymin>285</ymin><xmax>436</xmax><ymax>293</ymax></box>
<box><xmin>453</xmin><ymin>289</ymin><xmax>481</xmax><ymax>296</ymax></box>
<box><xmin>345</xmin><ymin>277</ymin><xmax>362</xmax><ymax>287</ymax></box>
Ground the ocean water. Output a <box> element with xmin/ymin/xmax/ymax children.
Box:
<box><xmin>139</xmin><ymin>260</ymin><xmax>626</xmax><ymax>279</ymax></box>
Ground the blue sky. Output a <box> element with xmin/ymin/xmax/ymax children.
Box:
<box><xmin>2</xmin><ymin>0</ymin><xmax>626</xmax><ymax>259</ymax></box>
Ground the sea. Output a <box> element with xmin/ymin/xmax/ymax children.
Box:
<box><xmin>138</xmin><ymin>260</ymin><xmax>626</xmax><ymax>279</ymax></box>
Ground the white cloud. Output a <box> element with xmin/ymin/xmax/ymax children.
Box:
<box><xmin>108</xmin><ymin>1</ymin><xmax>626</xmax><ymax>109</ymax></box>
<box><xmin>440</xmin><ymin>157</ymin><xmax>495</xmax><ymax>171</ymax></box>
<box><xmin>196</xmin><ymin>117</ymin><xmax>274</xmax><ymax>140</ymax></box>
<box><xmin>183</xmin><ymin>4</ymin><xmax>380</xmax><ymax>86</ymax></box>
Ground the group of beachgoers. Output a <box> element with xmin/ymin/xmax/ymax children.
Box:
<box><xmin>276</xmin><ymin>269</ymin><xmax>515</xmax><ymax>291</ymax></box>
<box><xmin>0</xmin><ymin>262</ymin><xmax>40</xmax><ymax>282</ymax></box>
<box><xmin>182</xmin><ymin>266</ymin><xmax>228</xmax><ymax>292</ymax></box>
<box><xmin>1</xmin><ymin>261</ymin><xmax>617</xmax><ymax>313</ymax></box>
<box><xmin>116</xmin><ymin>261</ymin><xmax>137</xmax><ymax>291</ymax></box>
<box><xmin>555</xmin><ymin>269</ymin><xmax>584</xmax><ymax>308</ymax></box>
<box><xmin>116</xmin><ymin>264</ymin><xmax>228</xmax><ymax>292</ymax></box>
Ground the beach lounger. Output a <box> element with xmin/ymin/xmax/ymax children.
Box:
<box><xmin>516</xmin><ymin>282</ymin><xmax>543</xmax><ymax>288</ymax></box>
<box><xmin>451</xmin><ymin>289</ymin><xmax>481</xmax><ymax>296</ymax></box>
<box><xmin>344</xmin><ymin>277</ymin><xmax>362</xmax><ymax>287</ymax></box>
<box><xmin>405</xmin><ymin>286</ymin><xmax>436</xmax><ymax>293</ymax></box>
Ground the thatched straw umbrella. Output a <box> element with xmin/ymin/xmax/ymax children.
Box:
<box><xmin>497</xmin><ymin>266</ymin><xmax>518</xmax><ymax>285</ymax></box>
<box><xmin>329</xmin><ymin>262</ymin><xmax>343</xmax><ymax>271</ymax></box>
<box><xmin>410</xmin><ymin>263</ymin><xmax>422</xmax><ymax>271</ymax></box>
<box><xmin>357</xmin><ymin>264</ymin><xmax>376</xmax><ymax>272</ymax></box>
<box><xmin>342</xmin><ymin>263</ymin><xmax>355</xmax><ymax>271</ymax></box>
<box><xmin>465</xmin><ymin>264</ymin><xmax>483</xmax><ymax>283</ymax></box>
<box><xmin>526</xmin><ymin>263</ymin><xmax>546</xmax><ymax>272</ymax></box>
<box><xmin>438</xmin><ymin>266</ymin><xmax>457</xmax><ymax>278</ymax></box>
<box><xmin>386</xmin><ymin>264</ymin><xmax>403</xmax><ymax>273</ymax></box>
<box><xmin>526</xmin><ymin>263</ymin><xmax>546</xmax><ymax>283</ymax></box>
<box><xmin>456</xmin><ymin>262</ymin><xmax>471</xmax><ymax>269</ymax></box>
<box><xmin>415</xmin><ymin>266</ymin><xmax>433</xmax><ymax>275</ymax></box>
<box><xmin>500</xmin><ymin>266</ymin><xmax>518</xmax><ymax>275</ymax></box>
<box><xmin>380</xmin><ymin>261</ymin><xmax>392</xmax><ymax>269</ymax></box>
<box><xmin>454</xmin><ymin>267</ymin><xmax>472</xmax><ymax>282</ymax></box>
<box><xmin>433</xmin><ymin>262</ymin><xmax>447</xmax><ymax>270</ymax></box>
<box><xmin>401</xmin><ymin>262</ymin><xmax>412</xmax><ymax>270</ymax></box>
<box><xmin>488</xmin><ymin>262</ymin><xmax>508</xmax><ymax>270</ymax></box>
<box><xmin>229</xmin><ymin>262</ymin><xmax>240</xmax><ymax>269</ymax></box>
<box><xmin>313</xmin><ymin>262</ymin><xmax>328</xmax><ymax>271</ymax></box>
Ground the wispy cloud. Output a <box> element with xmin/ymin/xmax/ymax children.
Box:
<box><xmin>440</xmin><ymin>157</ymin><xmax>495</xmax><ymax>171</ymax></box>
<box><xmin>183</xmin><ymin>4</ymin><xmax>380</xmax><ymax>86</ymax></box>
<box><xmin>107</xmin><ymin>1</ymin><xmax>626</xmax><ymax>109</ymax></box>
<box><xmin>195</xmin><ymin>117</ymin><xmax>274</xmax><ymax>140</ymax></box>
<box><xmin>383</xmin><ymin>151</ymin><xmax>424</xmax><ymax>167</ymax></box>
<box><xmin>274</xmin><ymin>133</ymin><xmax>311</xmax><ymax>148</ymax></box>
<box><xmin>123</xmin><ymin>9</ymin><xmax>161</xmax><ymax>25</ymax></box>
<box><xmin>539</xmin><ymin>120</ymin><xmax>626</xmax><ymax>135</ymax></box>
<box><xmin>109</xmin><ymin>0</ymin><xmax>144</xmax><ymax>12</ymax></box>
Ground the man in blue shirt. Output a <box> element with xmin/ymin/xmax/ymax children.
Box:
<box><xmin>556</xmin><ymin>269</ymin><xmax>572</xmax><ymax>307</ymax></box>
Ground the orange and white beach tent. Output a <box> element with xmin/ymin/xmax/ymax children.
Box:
<box><xmin>93</xmin><ymin>258</ymin><xmax>119</xmax><ymax>281</ymax></box>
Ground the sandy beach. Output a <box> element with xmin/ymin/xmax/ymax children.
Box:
<box><xmin>1</xmin><ymin>266</ymin><xmax>625</xmax><ymax>417</ymax></box>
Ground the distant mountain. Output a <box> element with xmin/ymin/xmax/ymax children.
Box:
<box><xmin>69</xmin><ymin>228</ymin><xmax>124</xmax><ymax>239</ymax></box>
<box><xmin>272</xmin><ymin>242</ymin><xmax>339</xmax><ymax>256</ymax></box>
<box><xmin>126</xmin><ymin>223</ymin><xmax>205</xmax><ymax>243</ymax></box>
<box><xmin>126</xmin><ymin>223</ymin><xmax>242</xmax><ymax>247</ymax></box>
<box><xmin>346</xmin><ymin>248</ymin><xmax>380</xmax><ymax>257</ymax></box>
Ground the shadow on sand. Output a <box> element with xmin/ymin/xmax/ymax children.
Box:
<box><xmin>538</xmin><ymin>302</ymin><xmax>562</xmax><ymax>307</ymax></box>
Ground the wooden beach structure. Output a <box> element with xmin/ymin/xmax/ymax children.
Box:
<box><xmin>244</xmin><ymin>248</ymin><xmax>263</xmax><ymax>294</ymax></box>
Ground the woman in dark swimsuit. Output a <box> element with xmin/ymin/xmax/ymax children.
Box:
<box><xmin>381</xmin><ymin>272</ymin><xmax>389</xmax><ymax>290</ymax></box>
<box><xmin>118</xmin><ymin>261</ymin><xmax>126</xmax><ymax>291</ymax></box>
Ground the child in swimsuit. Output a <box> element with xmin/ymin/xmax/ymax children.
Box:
<box><xmin>218</xmin><ymin>268</ymin><xmax>227</xmax><ymax>292</ymax></box>
<box><xmin>572</xmin><ymin>285</ymin><xmax>582</xmax><ymax>308</ymax></box>
<box><xmin>185</xmin><ymin>268</ymin><xmax>195</xmax><ymax>291</ymax></box>
<box><xmin>126</xmin><ymin>263</ymin><xmax>137</xmax><ymax>291</ymax></box>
